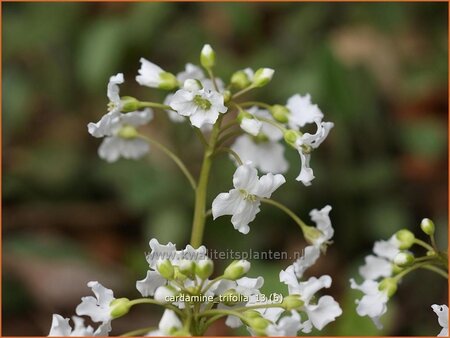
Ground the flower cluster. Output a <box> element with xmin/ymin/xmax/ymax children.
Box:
<box><xmin>351</xmin><ymin>219</ymin><xmax>448</xmax><ymax>332</ymax></box>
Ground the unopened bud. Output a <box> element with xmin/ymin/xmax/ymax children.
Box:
<box><xmin>157</xmin><ymin>259</ymin><xmax>174</xmax><ymax>280</ymax></box>
<box><xmin>395</xmin><ymin>229</ymin><xmax>415</xmax><ymax>250</ymax></box>
<box><xmin>421</xmin><ymin>218</ymin><xmax>435</xmax><ymax>236</ymax></box>
<box><xmin>378</xmin><ymin>278</ymin><xmax>397</xmax><ymax>298</ymax></box>
<box><xmin>223</xmin><ymin>260</ymin><xmax>250</xmax><ymax>280</ymax></box>
<box><xmin>154</xmin><ymin>286</ymin><xmax>177</xmax><ymax>303</ymax></box>
<box><xmin>271</xmin><ymin>105</ymin><xmax>289</xmax><ymax>123</ymax></box>
<box><xmin>195</xmin><ymin>259</ymin><xmax>214</xmax><ymax>280</ymax></box>
<box><xmin>394</xmin><ymin>252</ymin><xmax>414</xmax><ymax>267</ymax></box>
<box><xmin>118</xmin><ymin>125</ymin><xmax>139</xmax><ymax>139</ymax></box>
<box><xmin>230</xmin><ymin>70</ymin><xmax>251</xmax><ymax>89</ymax></box>
<box><xmin>282</xmin><ymin>295</ymin><xmax>304</xmax><ymax>310</ymax></box>
<box><xmin>200</xmin><ymin>44</ymin><xmax>215</xmax><ymax>69</ymax></box>
<box><xmin>110</xmin><ymin>298</ymin><xmax>130</xmax><ymax>319</ymax></box>
<box><xmin>252</xmin><ymin>68</ymin><xmax>274</xmax><ymax>88</ymax></box>
<box><xmin>120</xmin><ymin>96</ymin><xmax>141</xmax><ymax>112</ymax></box>
<box><xmin>283</xmin><ymin>130</ymin><xmax>299</xmax><ymax>146</ymax></box>
<box><xmin>159</xmin><ymin>72</ymin><xmax>178</xmax><ymax>90</ymax></box>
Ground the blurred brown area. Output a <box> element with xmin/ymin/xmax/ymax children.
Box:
<box><xmin>3</xmin><ymin>2</ymin><xmax>448</xmax><ymax>336</ymax></box>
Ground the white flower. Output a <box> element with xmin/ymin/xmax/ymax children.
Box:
<box><xmin>359</xmin><ymin>255</ymin><xmax>393</xmax><ymax>281</ymax></box>
<box><xmin>231</xmin><ymin>135</ymin><xmax>288</xmax><ymax>174</ymax></box>
<box><xmin>136</xmin><ymin>58</ymin><xmax>176</xmax><ymax>89</ymax></box>
<box><xmin>373</xmin><ymin>235</ymin><xmax>401</xmax><ymax>260</ymax></box>
<box><xmin>295</xmin><ymin>119</ymin><xmax>334</xmax><ymax>186</ymax></box>
<box><xmin>280</xmin><ymin>265</ymin><xmax>342</xmax><ymax>331</ymax></box>
<box><xmin>212</xmin><ymin>163</ymin><xmax>285</xmax><ymax>234</ymax></box>
<box><xmin>136</xmin><ymin>270</ymin><xmax>167</xmax><ymax>297</ymax></box>
<box><xmin>350</xmin><ymin>278</ymin><xmax>388</xmax><ymax>329</ymax></box>
<box><xmin>432</xmin><ymin>304</ymin><xmax>448</xmax><ymax>337</ymax></box>
<box><xmin>147</xmin><ymin>310</ymin><xmax>184</xmax><ymax>336</ymax></box>
<box><xmin>96</xmin><ymin>109</ymin><xmax>153</xmax><ymax>162</ymax></box>
<box><xmin>286</xmin><ymin>94</ymin><xmax>323</xmax><ymax>130</ymax></box>
<box><xmin>169</xmin><ymin>80</ymin><xmax>227</xmax><ymax>128</ymax></box>
<box><xmin>76</xmin><ymin>281</ymin><xmax>115</xmax><ymax>324</ymax></box>
<box><xmin>240</xmin><ymin>117</ymin><xmax>263</xmax><ymax>136</ymax></box>
<box><xmin>308</xmin><ymin>205</ymin><xmax>334</xmax><ymax>247</ymax></box>
<box><xmin>266</xmin><ymin>311</ymin><xmax>310</xmax><ymax>336</ymax></box>
<box><xmin>293</xmin><ymin>245</ymin><xmax>321</xmax><ymax>278</ymax></box>
<box><xmin>88</xmin><ymin>73</ymin><xmax>124</xmax><ymax>138</ymax></box>
<box><xmin>48</xmin><ymin>315</ymin><xmax>110</xmax><ymax>336</ymax></box>
<box><xmin>176</xmin><ymin>63</ymin><xmax>205</xmax><ymax>83</ymax></box>
<box><xmin>164</xmin><ymin>94</ymin><xmax>186</xmax><ymax>123</ymax></box>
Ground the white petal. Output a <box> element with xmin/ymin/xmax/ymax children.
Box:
<box><xmin>107</xmin><ymin>73</ymin><xmax>124</xmax><ymax>104</ymax></box>
<box><xmin>120</xmin><ymin>108</ymin><xmax>153</xmax><ymax>126</ymax></box>
<box><xmin>233</xmin><ymin>164</ymin><xmax>259</xmax><ymax>191</ymax></box>
<box><xmin>230</xmin><ymin>199</ymin><xmax>260</xmax><ymax>234</ymax></box>
<box><xmin>48</xmin><ymin>314</ymin><xmax>72</xmax><ymax>336</ymax></box>
<box><xmin>136</xmin><ymin>271</ymin><xmax>167</xmax><ymax>297</ymax></box>
<box><xmin>98</xmin><ymin>137</ymin><xmax>121</xmax><ymax>163</ymax></box>
<box><xmin>432</xmin><ymin>304</ymin><xmax>449</xmax><ymax>331</ymax></box>
<box><xmin>251</xmin><ymin>172</ymin><xmax>285</xmax><ymax>198</ymax></box>
<box><xmin>359</xmin><ymin>255</ymin><xmax>392</xmax><ymax>280</ymax></box>
<box><xmin>158</xmin><ymin>310</ymin><xmax>183</xmax><ymax>334</ymax></box>
<box><xmin>373</xmin><ymin>235</ymin><xmax>400</xmax><ymax>260</ymax></box>
<box><xmin>212</xmin><ymin>189</ymin><xmax>243</xmax><ymax>219</ymax></box>
<box><xmin>296</xmin><ymin>151</ymin><xmax>315</xmax><ymax>186</ymax></box>
<box><xmin>189</xmin><ymin>108</ymin><xmax>219</xmax><ymax>128</ymax></box>
<box><xmin>286</xmin><ymin>93</ymin><xmax>323</xmax><ymax>129</ymax></box>
<box><xmin>164</xmin><ymin>94</ymin><xmax>186</xmax><ymax>123</ymax></box>
<box><xmin>297</xmin><ymin>275</ymin><xmax>332</xmax><ymax>303</ymax></box>
<box><xmin>176</xmin><ymin>63</ymin><xmax>205</xmax><ymax>83</ymax></box>
<box><xmin>305</xmin><ymin>295</ymin><xmax>342</xmax><ymax>330</ymax></box>
<box><xmin>241</xmin><ymin>118</ymin><xmax>262</xmax><ymax>136</ymax></box>
<box><xmin>136</xmin><ymin>58</ymin><xmax>164</xmax><ymax>88</ymax></box>
<box><xmin>88</xmin><ymin>111</ymin><xmax>120</xmax><ymax>138</ymax></box>
<box><xmin>309</xmin><ymin>205</ymin><xmax>334</xmax><ymax>244</ymax></box>
<box><xmin>293</xmin><ymin>245</ymin><xmax>321</xmax><ymax>279</ymax></box>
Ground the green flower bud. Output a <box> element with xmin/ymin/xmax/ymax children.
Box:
<box><xmin>159</xmin><ymin>72</ymin><xmax>178</xmax><ymax>90</ymax></box>
<box><xmin>252</xmin><ymin>133</ymin><xmax>269</xmax><ymax>143</ymax></box>
<box><xmin>179</xmin><ymin>260</ymin><xmax>195</xmax><ymax>277</ymax></box>
<box><xmin>243</xmin><ymin>310</ymin><xmax>262</xmax><ymax>319</ymax></box>
<box><xmin>223</xmin><ymin>90</ymin><xmax>232</xmax><ymax>103</ymax></box>
<box><xmin>200</xmin><ymin>44</ymin><xmax>215</xmax><ymax>69</ymax></box>
<box><xmin>395</xmin><ymin>229</ymin><xmax>415</xmax><ymax>250</ymax></box>
<box><xmin>247</xmin><ymin>317</ymin><xmax>270</xmax><ymax>335</ymax></box>
<box><xmin>392</xmin><ymin>263</ymin><xmax>403</xmax><ymax>274</ymax></box>
<box><xmin>120</xmin><ymin>96</ymin><xmax>141</xmax><ymax>112</ymax></box>
<box><xmin>252</xmin><ymin>68</ymin><xmax>274</xmax><ymax>88</ymax></box>
<box><xmin>302</xmin><ymin>225</ymin><xmax>324</xmax><ymax>246</ymax></box>
<box><xmin>195</xmin><ymin>259</ymin><xmax>214</xmax><ymax>280</ymax></box>
<box><xmin>173</xmin><ymin>267</ymin><xmax>188</xmax><ymax>282</ymax></box>
<box><xmin>282</xmin><ymin>295</ymin><xmax>304</xmax><ymax>310</ymax></box>
<box><xmin>230</xmin><ymin>70</ymin><xmax>251</xmax><ymax>89</ymax></box>
<box><xmin>421</xmin><ymin>218</ymin><xmax>435</xmax><ymax>236</ymax></box>
<box><xmin>223</xmin><ymin>260</ymin><xmax>250</xmax><ymax>280</ymax></box>
<box><xmin>378</xmin><ymin>278</ymin><xmax>397</xmax><ymax>298</ymax></box>
<box><xmin>110</xmin><ymin>298</ymin><xmax>130</xmax><ymax>319</ymax></box>
<box><xmin>283</xmin><ymin>130</ymin><xmax>299</xmax><ymax>147</ymax></box>
<box><xmin>394</xmin><ymin>252</ymin><xmax>415</xmax><ymax>268</ymax></box>
<box><xmin>117</xmin><ymin>125</ymin><xmax>139</xmax><ymax>139</ymax></box>
<box><xmin>221</xmin><ymin>289</ymin><xmax>246</xmax><ymax>306</ymax></box>
<box><xmin>157</xmin><ymin>259</ymin><xmax>174</xmax><ymax>280</ymax></box>
<box><xmin>271</xmin><ymin>105</ymin><xmax>289</xmax><ymax>123</ymax></box>
<box><xmin>237</xmin><ymin>110</ymin><xmax>253</xmax><ymax>123</ymax></box>
<box><xmin>171</xmin><ymin>328</ymin><xmax>192</xmax><ymax>336</ymax></box>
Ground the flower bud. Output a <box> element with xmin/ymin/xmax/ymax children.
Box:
<box><xmin>221</xmin><ymin>289</ymin><xmax>246</xmax><ymax>306</ymax></box>
<box><xmin>159</xmin><ymin>72</ymin><xmax>178</xmax><ymax>90</ymax></box>
<box><xmin>183</xmin><ymin>79</ymin><xmax>203</xmax><ymax>92</ymax></box>
<box><xmin>237</xmin><ymin>110</ymin><xmax>253</xmax><ymax>123</ymax></box>
<box><xmin>243</xmin><ymin>310</ymin><xmax>261</xmax><ymax>319</ymax></box>
<box><xmin>392</xmin><ymin>263</ymin><xmax>403</xmax><ymax>274</ymax></box>
<box><xmin>179</xmin><ymin>259</ymin><xmax>195</xmax><ymax>277</ymax></box>
<box><xmin>271</xmin><ymin>105</ymin><xmax>289</xmax><ymax>123</ymax></box>
<box><xmin>118</xmin><ymin>125</ymin><xmax>139</xmax><ymax>139</ymax></box>
<box><xmin>173</xmin><ymin>267</ymin><xmax>188</xmax><ymax>282</ymax></box>
<box><xmin>195</xmin><ymin>259</ymin><xmax>214</xmax><ymax>280</ymax></box>
<box><xmin>283</xmin><ymin>130</ymin><xmax>299</xmax><ymax>146</ymax></box>
<box><xmin>421</xmin><ymin>218</ymin><xmax>435</xmax><ymax>236</ymax></box>
<box><xmin>248</xmin><ymin>317</ymin><xmax>269</xmax><ymax>331</ymax></box>
<box><xmin>282</xmin><ymin>295</ymin><xmax>304</xmax><ymax>310</ymax></box>
<box><xmin>157</xmin><ymin>259</ymin><xmax>174</xmax><ymax>280</ymax></box>
<box><xmin>110</xmin><ymin>298</ymin><xmax>130</xmax><ymax>319</ymax></box>
<box><xmin>252</xmin><ymin>68</ymin><xmax>274</xmax><ymax>88</ymax></box>
<box><xmin>120</xmin><ymin>96</ymin><xmax>141</xmax><ymax>112</ymax></box>
<box><xmin>378</xmin><ymin>278</ymin><xmax>397</xmax><ymax>298</ymax></box>
<box><xmin>230</xmin><ymin>70</ymin><xmax>251</xmax><ymax>89</ymax></box>
<box><xmin>223</xmin><ymin>260</ymin><xmax>250</xmax><ymax>280</ymax></box>
<box><xmin>394</xmin><ymin>252</ymin><xmax>414</xmax><ymax>268</ymax></box>
<box><xmin>223</xmin><ymin>90</ymin><xmax>231</xmax><ymax>103</ymax></box>
<box><xmin>200</xmin><ymin>44</ymin><xmax>215</xmax><ymax>69</ymax></box>
<box><xmin>302</xmin><ymin>225</ymin><xmax>324</xmax><ymax>246</ymax></box>
<box><xmin>253</xmin><ymin>133</ymin><xmax>269</xmax><ymax>143</ymax></box>
<box><xmin>154</xmin><ymin>285</ymin><xmax>177</xmax><ymax>303</ymax></box>
<box><xmin>395</xmin><ymin>229</ymin><xmax>415</xmax><ymax>250</ymax></box>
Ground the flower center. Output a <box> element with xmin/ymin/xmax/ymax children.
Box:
<box><xmin>193</xmin><ymin>95</ymin><xmax>212</xmax><ymax>111</ymax></box>
<box><xmin>239</xmin><ymin>189</ymin><xmax>258</xmax><ymax>202</ymax></box>
<box><xmin>118</xmin><ymin>125</ymin><xmax>139</xmax><ymax>139</ymax></box>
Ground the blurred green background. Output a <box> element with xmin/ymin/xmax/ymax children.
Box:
<box><xmin>3</xmin><ymin>2</ymin><xmax>448</xmax><ymax>336</ymax></box>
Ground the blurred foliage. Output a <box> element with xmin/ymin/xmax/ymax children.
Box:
<box><xmin>3</xmin><ymin>2</ymin><xmax>448</xmax><ymax>336</ymax></box>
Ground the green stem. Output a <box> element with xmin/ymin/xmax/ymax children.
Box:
<box><xmin>256</xmin><ymin>116</ymin><xmax>287</xmax><ymax>133</ymax></box>
<box><xmin>420</xmin><ymin>265</ymin><xmax>448</xmax><ymax>279</ymax></box>
<box><xmin>190</xmin><ymin>115</ymin><xmax>223</xmax><ymax>247</ymax></box>
<box><xmin>128</xmin><ymin>298</ymin><xmax>184</xmax><ymax>316</ymax></box>
<box><xmin>194</xmin><ymin>128</ymin><xmax>209</xmax><ymax>148</ymax></box>
<box><xmin>198</xmin><ymin>309</ymin><xmax>249</xmax><ymax>323</ymax></box>
<box><xmin>239</xmin><ymin>101</ymin><xmax>272</xmax><ymax>110</ymax></box>
<box><xmin>140</xmin><ymin>102</ymin><xmax>173</xmax><ymax>110</ymax></box>
<box><xmin>139</xmin><ymin>135</ymin><xmax>196</xmax><ymax>190</ymax></box>
<box><xmin>260</xmin><ymin>198</ymin><xmax>309</xmax><ymax>232</ymax></box>
<box><xmin>217</xmin><ymin>130</ymin><xmax>243</xmax><ymax>147</ymax></box>
<box><xmin>232</xmin><ymin>86</ymin><xmax>255</xmax><ymax>99</ymax></box>
<box><xmin>414</xmin><ymin>238</ymin><xmax>435</xmax><ymax>252</ymax></box>
<box><xmin>219</xmin><ymin>120</ymin><xmax>240</xmax><ymax>135</ymax></box>
<box><xmin>120</xmin><ymin>326</ymin><xmax>156</xmax><ymax>337</ymax></box>
<box><xmin>214</xmin><ymin>147</ymin><xmax>243</xmax><ymax>165</ymax></box>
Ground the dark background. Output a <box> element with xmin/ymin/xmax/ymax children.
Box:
<box><xmin>3</xmin><ymin>2</ymin><xmax>448</xmax><ymax>336</ymax></box>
